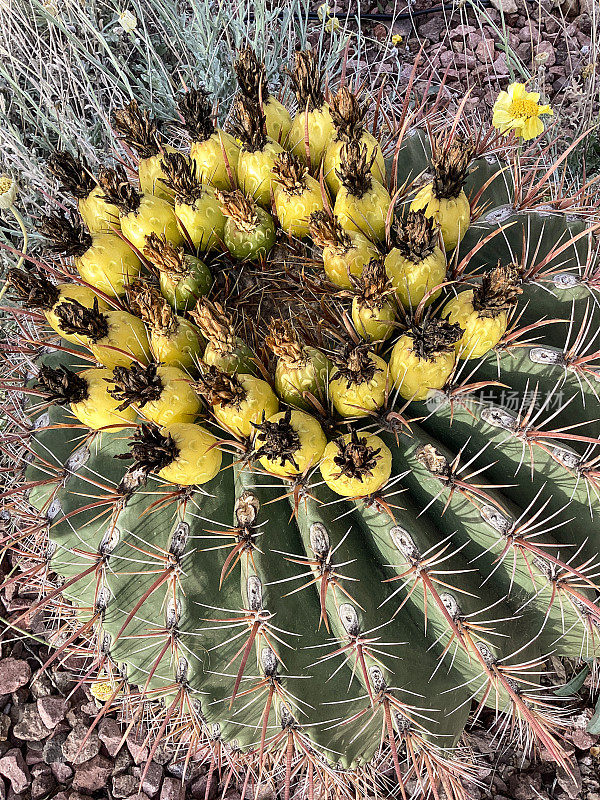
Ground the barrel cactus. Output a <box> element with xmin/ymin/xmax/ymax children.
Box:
<box><xmin>3</xmin><ymin>48</ymin><xmax>599</xmax><ymax>800</ymax></box>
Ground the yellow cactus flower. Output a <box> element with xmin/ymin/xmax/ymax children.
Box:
<box><xmin>91</xmin><ymin>675</ymin><xmax>120</xmax><ymax>702</ymax></box>
<box><xmin>492</xmin><ymin>83</ymin><xmax>553</xmax><ymax>141</ymax></box>
<box><xmin>325</xmin><ymin>16</ymin><xmax>340</xmax><ymax>33</ymax></box>
<box><xmin>392</xmin><ymin>34</ymin><xmax>403</xmax><ymax>47</ymax></box>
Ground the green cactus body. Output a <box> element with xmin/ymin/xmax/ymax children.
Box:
<box><xmin>10</xmin><ymin>90</ymin><xmax>600</xmax><ymax>800</ymax></box>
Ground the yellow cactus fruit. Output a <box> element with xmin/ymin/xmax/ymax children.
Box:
<box><xmin>350</xmin><ymin>257</ymin><xmax>396</xmax><ymax>342</ymax></box>
<box><xmin>194</xmin><ymin>366</ymin><xmax>279</xmax><ymax>439</ymax></box>
<box><xmin>443</xmin><ymin>265</ymin><xmax>522</xmax><ymax>359</ymax></box>
<box><xmin>254</xmin><ymin>408</ymin><xmax>327</xmax><ymax>477</ymax></box>
<box><xmin>272</xmin><ymin>152</ymin><xmax>324</xmax><ymax>238</ymax></box>
<box><xmin>309</xmin><ymin>210</ymin><xmax>379</xmax><ymax>289</ymax></box>
<box><xmin>287</xmin><ymin>49</ymin><xmax>335</xmax><ymax>167</ymax></box>
<box><xmin>334</xmin><ymin>140</ymin><xmax>391</xmax><ymax>242</ymax></box>
<box><xmin>390</xmin><ymin>317</ymin><xmax>463</xmax><ymax>401</ymax></box>
<box><xmin>385</xmin><ymin>210</ymin><xmax>446</xmax><ymax>309</ymax></box>
<box><xmin>409</xmin><ymin>134</ymin><xmax>474</xmax><ymax>250</ymax></box>
<box><xmin>320</xmin><ymin>430</ymin><xmax>392</xmax><ymax>497</ymax></box>
<box><xmin>329</xmin><ymin>344</ymin><xmax>388</xmax><ymax>418</ymax></box>
<box><xmin>323</xmin><ymin>86</ymin><xmax>385</xmax><ymax>197</ymax></box>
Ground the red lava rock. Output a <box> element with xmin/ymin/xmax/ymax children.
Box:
<box><xmin>0</xmin><ymin>659</ymin><xmax>31</xmax><ymax>695</ymax></box>
<box><xmin>72</xmin><ymin>754</ymin><xmax>113</xmax><ymax>793</ymax></box>
<box><xmin>12</xmin><ymin>704</ymin><xmax>52</xmax><ymax>742</ymax></box>
<box><xmin>62</xmin><ymin>723</ymin><xmax>101</xmax><ymax>765</ymax></box>
<box><xmin>98</xmin><ymin>717</ymin><xmax>124</xmax><ymax>757</ymax></box>
<box><xmin>570</xmin><ymin>726</ymin><xmax>597</xmax><ymax>750</ymax></box>
<box><xmin>112</xmin><ymin>749</ymin><xmax>134</xmax><ymax>776</ymax></box>
<box><xmin>113</xmin><ymin>772</ymin><xmax>140</xmax><ymax>798</ymax></box>
<box><xmin>31</xmin><ymin>770</ymin><xmax>56</xmax><ymax>800</ymax></box>
<box><xmin>0</xmin><ymin>749</ymin><xmax>30</xmax><ymax>795</ymax></box>
<box><xmin>127</xmin><ymin>734</ymin><xmax>149</xmax><ymax>765</ymax></box>
<box><xmin>160</xmin><ymin>776</ymin><xmax>185</xmax><ymax>800</ymax></box>
<box><xmin>475</xmin><ymin>37</ymin><xmax>495</xmax><ymax>63</ymax></box>
<box><xmin>190</xmin><ymin>771</ymin><xmax>218</xmax><ymax>800</ymax></box>
<box><xmin>37</xmin><ymin>697</ymin><xmax>68</xmax><ymax>729</ymax></box>
<box><xmin>141</xmin><ymin>761</ymin><xmax>163</xmax><ymax>797</ymax></box>
<box><xmin>50</xmin><ymin>761</ymin><xmax>73</xmax><ymax>783</ymax></box>
<box><xmin>493</xmin><ymin>53</ymin><xmax>510</xmax><ymax>77</ymax></box>
<box><xmin>449</xmin><ymin>24</ymin><xmax>476</xmax><ymax>38</ymax></box>
<box><xmin>557</xmin><ymin>762</ymin><xmax>583</xmax><ymax>799</ymax></box>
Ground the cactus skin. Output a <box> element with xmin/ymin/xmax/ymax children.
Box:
<box><xmin>7</xmin><ymin>108</ymin><xmax>600</xmax><ymax>800</ymax></box>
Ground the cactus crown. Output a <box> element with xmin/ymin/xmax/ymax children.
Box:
<box><xmin>54</xmin><ymin>298</ymin><xmax>109</xmax><ymax>342</ymax></box>
<box><xmin>112</xmin><ymin>99</ymin><xmax>162</xmax><ymax>159</ymax></box>
<box><xmin>193</xmin><ymin>364</ymin><xmax>246</xmax><ymax>407</ymax></box>
<box><xmin>38</xmin><ymin>210</ymin><xmax>92</xmax><ymax>257</ymax></box>
<box><xmin>351</xmin><ymin>257</ymin><xmax>395</xmax><ymax>311</ymax></box>
<box><xmin>392</xmin><ymin>210</ymin><xmax>439</xmax><ymax>262</ymax></box>
<box><xmin>190</xmin><ymin>298</ymin><xmax>236</xmax><ymax>355</ymax></box>
<box><xmin>177</xmin><ymin>88</ymin><xmax>215</xmax><ymax>141</ymax></box>
<box><xmin>473</xmin><ymin>264</ymin><xmax>523</xmax><ymax>316</ymax></box>
<box><xmin>330</xmin><ymin>86</ymin><xmax>367</xmax><ymax>142</ymax></box>
<box><xmin>234</xmin><ymin>46</ymin><xmax>271</xmax><ymax>102</ymax></box>
<box><xmin>215</xmin><ymin>189</ymin><xmax>259</xmax><ymax>232</ymax></box>
<box><xmin>253</xmin><ymin>409</ymin><xmax>302</xmax><ymax>469</ymax></box>
<box><xmin>408</xmin><ymin>316</ymin><xmax>463</xmax><ymax>360</ymax></box>
<box><xmin>431</xmin><ymin>134</ymin><xmax>475</xmax><ymax>200</ymax></box>
<box><xmin>109</xmin><ymin>362</ymin><xmax>164</xmax><ymax>409</ymax></box>
<box><xmin>7</xmin><ymin>267</ymin><xmax>60</xmax><ymax>310</ymax></box>
<box><xmin>266</xmin><ymin>317</ymin><xmax>306</xmax><ymax>367</ymax></box>
<box><xmin>272</xmin><ymin>152</ymin><xmax>309</xmax><ymax>194</ymax></box>
<box><xmin>331</xmin><ymin>343</ymin><xmax>380</xmax><ymax>386</ymax></box>
<box><xmin>229</xmin><ymin>94</ymin><xmax>268</xmax><ymax>151</ymax></box>
<box><xmin>143</xmin><ymin>233</ymin><xmax>188</xmax><ymax>277</ymax></box>
<box><xmin>336</xmin><ymin>140</ymin><xmax>376</xmax><ymax>198</ymax></box>
<box><xmin>127</xmin><ymin>281</ymin><xmax>176</xmax><ymax>334</ymax></box>
<box><xmin>98</xmin><ymin>164</ymin><xmax>142</xmax><ymax>213</ymax></box>
<box><xmin>161</xmin><ymin>152</ymin><xmax>205</xmax><ymax>204</ymax></box>
<box><xmin>333</xmin><ymin>429</ymin><xmax>382</xmax><ymax>481</ymax></box>
<box><xmin>46</xmin><ymin>150</ymin><xmax>97</xmax><ymax>198</ymax></box>
<box><xmin>35</xmin><ymin>365</ymin><xmax>88</xmax><ymax>405</ymax></box>
<box><xmin>287</xmin><ymin>49</ymin><xmax>324</xmax><ymax>111</ymax></box>
<box><xmin>308</xmin><ymin>209</ymin><xmax>353</xmax><ymax>253</ymax></box>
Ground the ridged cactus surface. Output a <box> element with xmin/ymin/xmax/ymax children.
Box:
<box><xmin>4</xmin><ymin>47</ymin><xmax>600</xmax><ymax>800</ymax></box>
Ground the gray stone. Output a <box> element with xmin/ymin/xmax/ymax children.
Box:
<box><xmin>190</xmin><ymin>771</ymin><xmax>218</xmax><ymax>800</ymax></box>
<box><xmin>113</xmin><ymin>773</ymin><xmax>140</xmax><ymax>798</ymax></box>
<box><xmin>489</xmin><ymin>0</ymin><xmax>518</xmax><ymax>13</ymax></box>
<box><xmin>13</xmin><ymin>705</ymin><xmax>52</xmax><ymax>742</ymax></box>
<box><xmin>29</xmin><ymin>670</ymin><xmax>52</xmax><ymax>699</ymax></box>
<box><xmin>127</xmin><ymin>733</ymin><xmax>149</xmax><ymax>765</ymax></box>
<box><xmin>42</xmin><ymin>731</ymin><xmax>68</xmax><ymax>765</ymax></box>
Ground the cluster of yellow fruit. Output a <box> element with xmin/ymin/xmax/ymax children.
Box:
<box><xmin>14</xmin><ymin>48</ymin><xmax>521</xmax><ymax>500</ymax></box>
